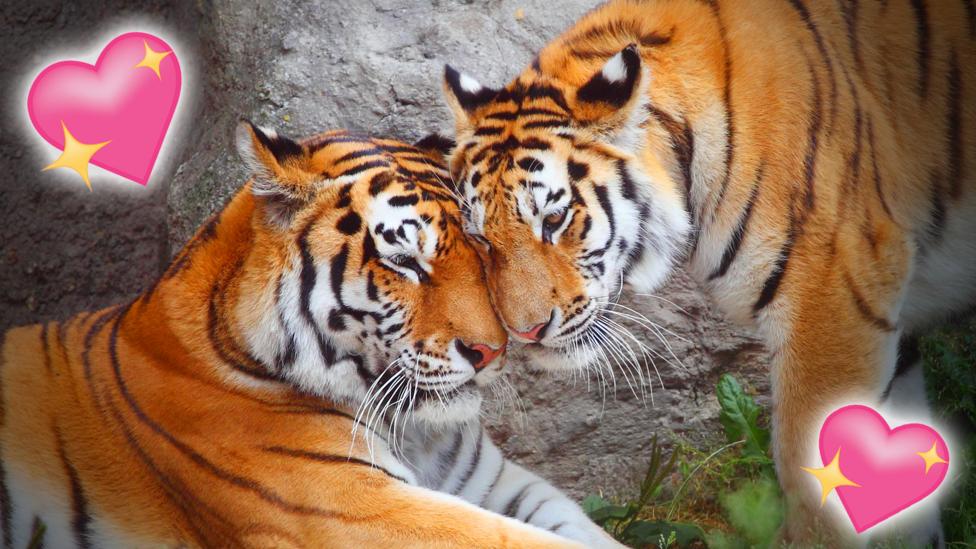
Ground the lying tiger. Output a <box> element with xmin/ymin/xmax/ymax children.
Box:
<box><xmin>0</xmin><ymin>122</ymin><xmax>618</xmax><ymax>548</ymax></box>
<box><xmin>437</xmin><ymin>0</ymin><xmax>975</xmax><ymax>544</ymax></box>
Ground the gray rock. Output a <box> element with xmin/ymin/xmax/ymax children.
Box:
<box><xmin>165</xmin><ymin>0</ymin><xmax>769</xmax><ymax>500</ymax></box>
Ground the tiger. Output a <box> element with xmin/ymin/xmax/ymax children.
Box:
<box><xmin>0</xmin><ymin>121</ymin><xmax>620</xmax><ymax>548</ymax></box>
<box><xmin>436</xmin><ymin>0</ymin><xmax>976</xmax><ymax>544</ymax></box>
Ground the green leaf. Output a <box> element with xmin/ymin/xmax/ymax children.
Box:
<box><xmin>622</xmin><ymin>520</ymin><xmax>705</xmax><ymax>547</ymax></box>
<box><xmin>716</xmin><ymin>374</ymin><xmax>770</xmax><ymax>458</ymax></box>
<box><xmin>582</xmin><ymin>494</ymin><xmax>612</xmax><ymax>515</ymax></box>
<box><xmin>704</xmin><ymin>529</ymin><xmax>748</xmax><ymax>549</ymax></box>
<box><xmin>587</xmin><ymin>503</ymin><xmax>634</xmax><ymax>525</ymax></box>
<box><xmin>719</xmin><ymin>478</ymin><xmax>784</xmax><ymax>548</ymax></box>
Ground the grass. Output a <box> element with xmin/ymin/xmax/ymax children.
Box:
<box><xmin>585</xmin><ymin>315</ymin><xmax>976</xmax><ymax>548</ymax></box>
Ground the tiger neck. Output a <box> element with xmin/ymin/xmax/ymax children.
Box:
<box><xmin>136</xmin><ymin>189</ymin><xmax>295</xmax><ymax>385</ymax></box>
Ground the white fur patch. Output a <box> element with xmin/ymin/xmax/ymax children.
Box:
<box><xmin>459</xmin><ymin>73</ymin><xmax>483</xmax><ymax>94</ymax></box>
<box><xmin>601</xmin><ymin>51</ymin><xmax>628</xmax><ymax>83</ymax></box>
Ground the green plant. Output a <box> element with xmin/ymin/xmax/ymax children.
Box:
<box><xmin>583</xmin><ymin>435</ymin><xmax>705</xmax><ymax>548</ymax></box>
<box><xmin>583</xmin><ymin>375</ymin><xmax>780</xmax><ymax>548</ymax></box>
<box><xmin>923</xmin><ymin>317</ymin><xmax>976</xmax><ymax>545</ymax></box>
<box><xmin>27</xmin><ymin>520</ymin><xmax>45</xmax><ymax>549</ymax></box>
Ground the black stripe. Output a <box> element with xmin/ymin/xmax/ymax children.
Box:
<box><xmin>330</xmin><ymin>245</ymin><xmax>349</xmax><ymax>307</ymax></box>
<box><xmin>368</xmin><ymin>172</ymin><xmax>395</xmax><ymax>196</ymax></box>
<box><xmin>882</xmin><ymin>336</ymin><xmax>921</xmax><ymax>399</ymax></box>
<box><xmin>502</xmin><ymin>481</ymin><xmax>543</xmax><ymax>518</ymax></box>
<box><xmin>298</xmin><ymin>223</ymin><xmax>338</xmax><ymax>365</ymax></box>
<box><xmin>521</xmin><ymin>120</ymin><xmax>566</xmax><ymax>130</ymax></box>
<box><xmin>927</xmin><ymin>171</ymin><xmax>947</xmax><ymax>242</ymax></box>
<box><xmin>548</xmin><ymin>521</ymin><xmax>568</xmax><ymax>533</ymax></box>
<box><xmin>388</xmin><ymin>194</ymin><xmax>419</xmax><ymax>207</ymax></box>
<box><xmin>107</xmin><ymin>308</ymin><xmax>341</xmax><ymax>518</ymax></box>
<box><xmin>334</xmin><ymin>159</ymin><xmax>388</xmax><ymax>179</ymax></box>
<box><xmin>707</xmin><ymin>1</ymin><xmax>736</xmax><ymax>225</ymax></box>
<box><xmin>709</xmin><ymin>164</ymin><xmax>763</xmax><ymax>280</ymax></box>
<box><xmin>964</xmin><ymin>0</ymin><xmax>976</xmax><ymax>36</ymax></box>
<box><xmin>336</xmin><ymin>211</ymin><xmax>362</xmax><ymax>236</ymax></box>
<box><xmin>909</xmin><ymin>0</ymin><xmax>931</xmax><ymax>97</ymax></box>
<box><xmin>786</xmin><ymin>0</ymin><xmax>838</xmax><ymax>129</ymax></box>
<box><xmin>754</xmin><ymin>210</ymin><xmax>796</xmax><ymax>312</ymax></box>
<box><xmin>452</xmin><ymin>429</ymin><xmax>483</xmax><ymax>495</ymax></box>
<box><xmin>436</xmin><ymin>431</ymin><xmax>465</xmax><ymax>488</ymax></box>
<box><xmin>844</xmin><ymin>271</ymin><xmax>895</xmax><ymax>331</ymax></box>
<box><xmin>474</xmin><ymin>126</ymin><xmax>505</xmax><ymax>137</ymax></box>
<box><xmin>524</xmin><ymin>83</ymin><xmax>570</xmax><ymax>113</ymax></box>
<box><xmin>336</xmin><ymin>148</ymin><xmax>383</xmax><ymax>164</ymax></box>
<box><xmin>593</xmin><ymin>185</ymin><xmax>616</xmax><ymax>245</ymax></box>
<box><xmin>647</xmin><ymin>106</ymin><xmax>694</xmax><ymax>216</ymax></box>
<box><xmin>477</xmin><ymin>462</ymin><xmax>506</xmax><ymax>506</ymax></box>
<box><xmin>800</xmin><ymin>52</ymin><xmax>824</xmax><ymax>215</ymax></box>
<box><xmin>207</xmin><ymin>263</ymin><xmax>281</xmax><ymax>381</ymax></box>
<box><xmin>867</xmin><ymin>117</ymin><xmax>894</xmax><ymax>219</ymax></box>
<box><xmin>261</xmin><ymin>446</ymin><xmax>406</xmax><ymax>483</ymax></box>
<box><xmin>81</xmin><ymin>307</ymin><xmax>122</xmax><ymax>384</ymax></box>
<box><xmin>103</xmin><ymin>393</ymin><xmax>234</xmax><ymax>545</ymax></box>
<box><xmin>55</xmin><ymin>428</ymin><xmax>91</xmax><ymax>549</ymax></box>
<box><xmin>946</xmin><ymin>51</ymin><xmax>963</xmax><ymax>199</ymax></box>
<box><xmin>522</xmin><ymin>497</ymin><xmax>551</xmax><ymax>524</ymax></box>
<box><xmin>839</xmin><ymin>0</ymin><xmax>863</xmax><ymax>70</ymax></box>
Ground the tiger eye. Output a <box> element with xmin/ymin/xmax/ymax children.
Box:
<box><xmin>544</xmin><ymin>211</ymin><xmax>566</xmax><ymax>227</ymax></box>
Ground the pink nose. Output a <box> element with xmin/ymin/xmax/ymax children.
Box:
<box><xmin>471</xmin><ymin>344</ymin><xmax>504</xmax><ymax>370</ymax></box>
<box><xmin>512</xmin><ymin>322</ymin><xmax>548</xmax><ymax>342</ymax></box>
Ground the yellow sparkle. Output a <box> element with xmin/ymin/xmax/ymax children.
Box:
<box><xmin>42</xmin><ymin>122</ymin><xmax>110</xmax><ymax>191</ymax></box>
<box><xmin>917</xmin><ymin>442</ymin><xmax>948</xmax><ymax>474</ymax></box>
<box><xmin>134</xmin><ymin>40</ymin><xmax>171</xmax><ymax>79</ymax></box>
<box><xmin>802</xmin><ymin>448</ymin><xmax>861</xmax><ymax>506</ymax></box>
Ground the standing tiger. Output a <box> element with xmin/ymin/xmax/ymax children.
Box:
<box><xmin>438</xmin><ymin>0</ymin><xmax>975</xmax><ymax>544</ymax></box>
<box><xmin>0</xmin><ymin>122</ymin><xmax>619</xmax><ymax>548</ymax></box>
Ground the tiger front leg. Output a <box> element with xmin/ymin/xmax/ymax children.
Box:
<box><xmin>405</xmin><ymin>421</ymin><xmax>625</xmax><ymax>549</ymax></box>
<box><xmin>766</xmin><ymin>264</ymin><xmax>909</xmax><ymax>546</ymax></box>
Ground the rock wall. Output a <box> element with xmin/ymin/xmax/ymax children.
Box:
<box><xmin>166</xmin><ymin>0</ymin><xmax>770</xmax><ymax>499</ymax></box>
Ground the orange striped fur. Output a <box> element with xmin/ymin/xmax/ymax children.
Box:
<box><xmin>441</xmin><ymin>0</ymin><xmax>975</xmax><ymax>544</ymax></box>
<box><xmin>0</xmin><ymin>125</ymin><xmax>594</xmax><ymax>548</ymax></box>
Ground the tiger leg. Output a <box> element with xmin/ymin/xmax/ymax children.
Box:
<box><xmin>290</xmin><ymin>481</ymin><xmax>588</xmax><ymax>549</ymax></box>
<box><xmin>873</xmin><ymin>336</ymin><xmax>944</xmax><ymax>549</ymax></box>
<box><xmin>405</xmin><ymin>421</ymin><xmax>622</xmax><ymax>548</ymax></box>
<box><xmin>769</xmin><ymin>281</ymin><xmax>902</xmax><ymax>545</ymax></box>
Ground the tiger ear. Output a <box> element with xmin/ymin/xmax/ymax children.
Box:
<box><xmin>577</xmin><ymin>44</ymin><xmax>643</xmax><ymax>108</ymax></box>
<box><xmin>235</xmin><ymin>120</ymin><xmax>317</xmax><ymax>224</ymax></box>
<box><xmin>413</xmin><ymin>133</ymin><xmax>456</xmax><ymax>162</ymax></box>
<box><xmin>443</xmin><ymin>65</ymin><xmax>499</xmax><ymax>127</ymax></box>
<box><xmin>573</xmin><ymin>45</ymin><xmax>647</xmax><ymax>147</ymax></box>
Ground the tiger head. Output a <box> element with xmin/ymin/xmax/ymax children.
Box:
<box><xmin>440</xmin><ymin>46</ymin><xmax>691</xmax><ymax>372</ymax></box>
<box><xmin>233</xmin><ymin>122</ymin><xmax>507</xmax><ymax>425</ymax></box>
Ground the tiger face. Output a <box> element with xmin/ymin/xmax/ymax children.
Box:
<box><xmin>236</xmin><ymin>122</ymin><xmax>507</xmax><ymax>424</ymax></box>
<box><xmin>441</xmin><ymin>47</ymin><xmax>690</xmax><ymax>372</ymax></box>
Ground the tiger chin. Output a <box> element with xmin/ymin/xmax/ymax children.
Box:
<box><xmin>0</xmin><ymin>122</ymin><xmax>620</xmax><ymax>548</ymax></box>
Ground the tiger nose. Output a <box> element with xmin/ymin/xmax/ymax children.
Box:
<box><xmin>511</xmin><ymin>311</ymin><xmax>554</xmax><ymax>342</ymax></box>
<box><xmin>454</xmin><ymin>339</ymin><xmax>505</xmax><ymax>370</ymax></box>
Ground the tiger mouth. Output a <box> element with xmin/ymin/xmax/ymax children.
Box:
<box><xmin>414</xmin><ymin>380</ymin><xmax>478</xmax><ymax>403</ymax></box>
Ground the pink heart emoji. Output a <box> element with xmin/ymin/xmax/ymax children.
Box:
<box><xmin>818</xmin><ymin>404</ymin><xmax>949</xmax><ymax>533</ymax></box>
<box><xmin>27</xmin><ymin>32</ymin><xmax>181</xmax><ymax>185</ymax></box>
